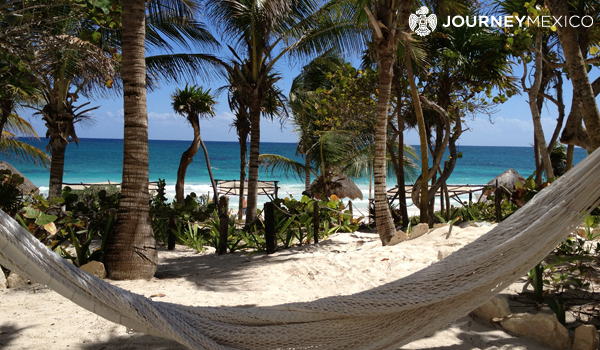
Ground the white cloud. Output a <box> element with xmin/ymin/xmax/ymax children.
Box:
<box><xmin>148</xmin><ymin>112</ymin><xmax>178</xmax><ymax>120</ymax></box>
<box><xmin>106</xmin><ymin>109</ymin><xmax>123</xmax><ymax>119</ymax></box>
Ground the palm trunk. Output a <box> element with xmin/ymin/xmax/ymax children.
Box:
<box><xmin>547</xmin><ymin>0</ymin><xmax>600</xmax><ymax>151</ymax></box>
<box><xmin>199</xmin><ymin>137</ymin><xmax>219</xmax><ymax>212</ymax></box>
<box><xmin>0</xmin><ymin>100</ymin><xmax>11</xmax><ymax>135</ymax></box>
<box><xmin>104</xmin><ymin>0</ymin><xmax>157</xmax><ymax>280</ymax></box>
<box><xmin>304</xmin><ymin>151</ymin><xmax>311</xmax><ymax>191</ymax></box>
<box><xmin>175</xmin><ymin>117</ymin><xmax>201</xmax><ymax>205</ymax></box>
<box><xmin>373</xmin><ymin>45</ymin><xmax>397</xmax><ymax>245</ymax></box>
<box><xmin>238</xmin><ymin>136</ymin><xmax>247</xmax><ymax>220</ymax></box>
<box><xmin>245</xmin><ymin>97</ymin><xmax>261</xmax><ymax>224</ymax></box>
<box><xmin>48</xmin><ymin>139</ymin><xmax>67</xmax><ymax>198</ymax></box>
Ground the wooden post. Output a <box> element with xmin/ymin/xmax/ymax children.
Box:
<box><xmin>495</xmin><ymin>179</ymin><xmax>502</xmax><ymax>222</ymax></box>
<box><xmin>218</xmin><ymin>195</ymin><xmax>229</xmax><ymax>215</ymax></box>
<box><xmin>264</xmin><ymin>202</ymin><xmax>276</xmax><ymax>254</ymax></box>
<box><xmin>348</xmin><ymin>201</ymin><xmax>353</xmax><ymax>219</ymax></box>
<box><xmin>218</xmin><ymin>213</ymin><xmax>228</xmax><ymax>255</ymax></box>
<box><xmin>440</xmin><ymin>186</ymin><xmax>444</xmax><ymax>218</ymax></box>
<box><xmin>469</xmin><ymin>191</ymin><xmax>472</xmax><ymax>205</ymax></box>
<box><xmin>313</xmin><ymin>202</ymin><xmax>319</xmax><ymax>244</ymax></box>
<box><xmin>167</xmin><ymin>217</ymin><xmax>177</xmax><ymax>251</ymax></box>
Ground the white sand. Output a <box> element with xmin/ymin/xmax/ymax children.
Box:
<box><xmin>0</xmin><ymin>225</ymin><xmax>548</xmax><ymax>349</ymax></box>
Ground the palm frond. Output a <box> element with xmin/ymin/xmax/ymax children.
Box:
<box><xmin>146</xmin><ymin>54</ymin><xmax>224</xmax><ymax>90</ymax></box>
<box><xmin>145</xmin><ymin>12</ymin><xmax>219</xmax><ymax>53</ymax></box>
<box><xmin>4</xmin><ymin>114</ymin><xmax>40</xmax><ymax>139</ymax></box>
<box><xmin>0</xmin><ymin>135</ymin><xmax>50</xmax><ymax>167</ymax></box>
<box><xmin>259</xmin><ymin>153</ymin><xmax>315</xmax><ymax>179</ymax></box>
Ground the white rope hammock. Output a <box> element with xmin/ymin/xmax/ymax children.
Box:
<box><xmin>1</xmin><ymin>149</ymin><xmax>600</xmax><ymax>350</ymax></box>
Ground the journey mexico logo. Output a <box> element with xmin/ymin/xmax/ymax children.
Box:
<box><xmin>409</xmin><ymin>5</ymin><xmax>595</xmax><ymax>37</ymax></box>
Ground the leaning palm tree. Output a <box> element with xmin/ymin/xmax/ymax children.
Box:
<box><xmin>171</xmin><ymin>85</ymin><xmax>218</xmax><ymax>206</ymax></box>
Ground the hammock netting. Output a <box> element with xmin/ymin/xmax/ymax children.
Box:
<box><xmin>1</xmin><ymin>149</ymin><xmax>600</xmax><ymax>349</ymax></box>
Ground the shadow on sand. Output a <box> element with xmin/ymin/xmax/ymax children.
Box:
<box><xmin>153</xmin><ymin>241</ymin><xmax>336</xmax><ymax>290</ymax></box>
<box><xmin>0</xmin><ymin>324</ymin><xmax>30</xmax><ymax>350</ymax></box>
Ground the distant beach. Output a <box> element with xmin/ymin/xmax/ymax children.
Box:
<box><xmin>1</xmin><ymin>138</ymin><xmax>588</xmax><ymax>216</ymax></box>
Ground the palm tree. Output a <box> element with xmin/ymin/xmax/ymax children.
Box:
<box><xmin>206</xmin><ymin>0</ymin><xmax>357</xmax><ymax>225</ymax></box>
<box><xmin>104</xmin><ymin>0</ymin><xmax>157</xmax><ymax>280</ymax></box>
<box><xmin>0</xmin><ymin>53</ymin><xmax>49</xmax><ymax>166</ymax></box>
<box><xmin>260</xmin><ymin>130</ymin><xmax>419</xmax><ymax>199</ymax></box>
<box><xmin>358</xmin><ymin>0</ymin><xmax>477</xmax><ymax>233</ymax></box>
<box><xmin>289</xmin><ymin>51</ymin><xmax>345</xmax><ymax>191</ymax></box>
<box><xmin>29</xmin><ymin>34</ymin><xmax>118</xmax><ymax>198</ymax></box>
<box><xmin>171</xmin><ymin>85</ymin><xmax>217</xmax><ymax>207</ymax></box>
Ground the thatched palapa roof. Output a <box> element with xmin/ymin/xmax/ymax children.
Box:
<box><xmin>487</xmin><ymin>169</ymin><xmax>526</xmax><ymax>190</ymax></box>
<box><xmin>310</xmin><ymin>175</ymin><xmax>363</xmax><ymax>200</ymax></box>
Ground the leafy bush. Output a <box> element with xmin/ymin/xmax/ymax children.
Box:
<box><xmin>0</xmin><ymin>169</ymin><xmax>25</xmax><ymax>214</ymax></box>
<box><xmin>156</xmin><ymin>194</ymin><xmax>359</xmax><ymax>254</ymax></box>
<box><xmin>150</xmin><ymin>179</ymin><xmax>217</xmax><ymax>246</ymax></box>
<box><xmin>16</xmin><ymin>194</ymin><xmax>116</xmax><ymax>266</ymax></box>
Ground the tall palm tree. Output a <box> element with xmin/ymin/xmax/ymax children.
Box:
<box><xmin>30</xmin><ymin>34</ymin><xmax>117</xmax><ymax>198</ymax></box>
<box><xmin>357</xmin><ymin>0</ymin><xmax>472</xmax><ymax>237</ymax></box>
<box><xmin>104</xmin><ymin>0</ymin><xmax>157</xmax><ymax>280</ymax></box>
<box><xmin>104</xmin><ymin>0</ymin><xmax>222</xmax><ymax>279</ymax></box>
<box><xmin>171</xmin><ymin>85</ymin><xmax>217</xmax><ymax>206</ymax></box>
<box><xmin>206</xmin><ymin>0</ymin><xmax>358</xmax><ymax>225</ymax></box>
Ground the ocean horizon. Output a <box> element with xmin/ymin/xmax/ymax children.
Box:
<box><xmin>2</xmin><ymin>137</ymin><xmax>587</xmax><ymax>215</ymax></box>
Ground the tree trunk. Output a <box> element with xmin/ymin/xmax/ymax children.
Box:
<box><xmin>199</xmin><ymin>136</ymin><xmax>219</xmax><ymax>212</ymax></box>
<box><xmin>401</xmin><ymin>3</ymin><xmax>428</xmax><ymax>224</ymax></box>
<box><xmin>304</xmin><ymin>151</ymin><xmax>311</xmax><ymax>191</ymax></box>
<box><xmin>392</xmin><ymin>72</ymin><xmax>409</xmax><ymax>228</ymax></box>
<box><xmin>175</xmin><ymin>117</ymin><xmax>201</xmax><ymax>206</ymax></box>
<box><xmin>372</xmin><ymin>40</ymin><xmax>397</xmax><ymax>245</ymax></box>
<box><xmin>48</xmin><ymin>138</ymin><xmax>67</xmax><ymax>198</ymax></box>
<box><xmin>0</xmin><ymin>100</ymin><xmax>12</xmax><ymax>135</ymax></box>
<box><xmin>528</xmin><ymin>32</ymin><xmax>554</xmax><ymax>182</ymax></box>
<box><xmin>565</xmin><ymin>144</ymin><xmax>574</xmax><ymax>171</ymax></box>
<box><xmin>104</xmin><ymin>0</ymin><xmax>157</xmax><ymax>280</ymax></box>
<box><xmin>546</xmin><ymin>73</ymin><xmax>565</xmax><ymax>153</ymax></box>
<box><xmin>238</xmin><ymin>134</ymin><xmax>247</xmax><ymax>220</ymax></box>
<box><xmin>547</xmin><ymin>0</ymin><xmax>600</xmax><ymax>151</ymax></box>
<box><xmin>245</xmin><ymin>96</ymin><xmax>261</xmax><ymax>224</ymax></box>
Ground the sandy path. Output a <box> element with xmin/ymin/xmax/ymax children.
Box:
<box><xmin>0</xmin><ymin>225</ymin><xmax>547</xmax><ymax>349</ymax></box>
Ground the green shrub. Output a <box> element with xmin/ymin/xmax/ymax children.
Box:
<box><xmin>0</xmin><ymin>169</ymin><xmax>25</xmax><ymax>214</ymax></box>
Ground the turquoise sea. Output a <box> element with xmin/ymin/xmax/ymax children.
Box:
<box><xmin>1</xmin><ymin>138</ymin><xmax>588</xmax><ymax>215</ymax></box>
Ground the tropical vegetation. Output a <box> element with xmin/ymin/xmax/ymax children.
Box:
<box><xmin>0</xmin><ymin>0</ymin><xmax>599</xmax><ymax>294</ymax></box>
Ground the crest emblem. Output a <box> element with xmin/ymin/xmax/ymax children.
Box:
<box><xmin>409</xmin><ymin>6</ymin><xmax>437</xmax><ymax>37</ymax></box>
